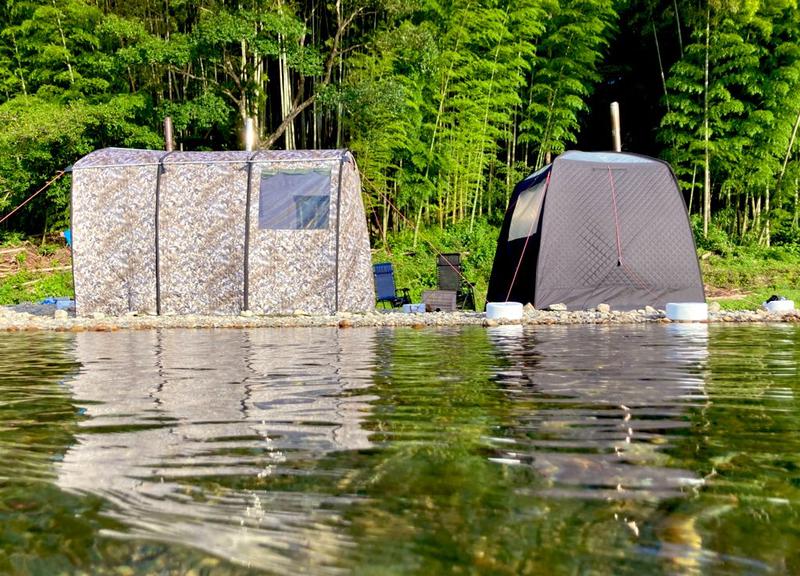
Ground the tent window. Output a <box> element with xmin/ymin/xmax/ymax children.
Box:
<box><xmin>508</xmin><ymin>178</ymin><xmax>547</xmax><ymax>241</ymax></box>
<box><xmin>259</xmin><ymin>169</ymin><xmax>331</xmax><ymax>230</ymax></box>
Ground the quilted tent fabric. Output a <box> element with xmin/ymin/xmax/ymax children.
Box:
<box><xmin>71</xmin><ymin>148</ymin><xmax>374</xmax><ymax>316</ymax></box>
<box><xmin>487</xmin><ymin>151</ymin><xmax>704</xmax><ymax>311</ymax></box>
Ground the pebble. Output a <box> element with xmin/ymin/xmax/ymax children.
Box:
<box><xmin>0</xmin><ymin>303</ymin><xmax>797</xmax><ymax>332</ymax></box>
<box><xmin>548</xmin><ymin>303</ymin><xmax>567</xmax><ymax>311</ymax></box>
<box><xmin>596</xmin><ymin>303</ymin><xmax>611</xmax><ymax>314</ymax></box>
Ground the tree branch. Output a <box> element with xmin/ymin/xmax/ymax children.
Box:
<box><xmin>262</xmin><ymin>94</ymin><xmax>316</xmax><ymax>148</ymax></box>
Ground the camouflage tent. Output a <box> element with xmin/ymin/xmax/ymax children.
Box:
<box><xmin>71</xmin><ymin>148</ymin><xmax>374</xmax><ymax>316</ymax></box>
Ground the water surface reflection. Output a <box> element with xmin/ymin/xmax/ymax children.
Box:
<box><xmin>486</xmin><ymin>324</ymin><xmax>708</xmax><ymax>500</ymax></box>
<box><xmin>1</xmin><ymin>324</ymin><xmax>795</xmax><ymax>574</ymax></box>
<box><xmin>58</xmin><ymin>329</ymin><xmax>377</xmax><ymax>573</ymax></box>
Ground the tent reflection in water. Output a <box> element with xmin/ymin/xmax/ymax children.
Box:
<box><xmin>487</xmin><ymin>151</ymin><xmax>705</xmax><ymax>311</ymax></box>
<box><xmin>56</xmin><ymin>329</ymin><xmax>376</xmax><ymax>572</ymax></box>
<box><xmin>70</xmin><ymin>148</ymin><xmax>374</xmax><ymax>316</ymax></box>
<box><xmin>486</xmin><ymin>323</ymin><xmax>708</xmax><ymax>501</ymax></box>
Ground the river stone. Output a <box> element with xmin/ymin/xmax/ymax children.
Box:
<box><xmin>596</xmin><ymin>303</ymin><xmax>611</xmax><ymax>313</ymax></box>
<box><xmin>240</xmin><ymin>310</ymin><xmax>254</xmax><ymax>317</ymax></box>
<box><xmin>54</xmin><ymin>309</ymin><xmax>69</xmax><ymax>320</ymax></box>
<box><xmin>644</xmin><ymin>305</ymin><xmax>657</xmax><ymax>314</ymax></box>
<box><xmin>708</xmin><ymin>301</ymin><xmax>721</xmax><ymax>313</ymax></box>
<box><xmin>523</xmin><ymin>303</ymin><xmax>536</xmax><ymax>314</ymax></box>
<box><xmin>548</xmin><ymin>303</ymin><xmax>567</xmax><ymax>311</ymax></box>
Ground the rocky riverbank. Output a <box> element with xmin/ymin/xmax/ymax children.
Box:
<box><xmin>1</xmin><ymin>302</ymin><xmax>799</xmax><ymax>332</ymax></box>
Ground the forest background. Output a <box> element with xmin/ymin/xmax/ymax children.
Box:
<box><xmin>2</xmin><ymin>0</ymin><xmax>800</xmax><ymax>307</ymax></box>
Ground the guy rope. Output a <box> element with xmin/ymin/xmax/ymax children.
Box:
<box><xmin>0</xmin><ymin>171</ymin><xmax>66</xmax><ymax>226</ymax></box>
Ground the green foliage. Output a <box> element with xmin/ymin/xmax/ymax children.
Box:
<box><xmin>520</xmin><ymin>0</ymin><xmax>617</xmax><ymax>168</ymax></box>
<box><xmin>344</xmin><ymin>0</ymin><xmax>620</xmax><ymax>232</ymax></box>
<box><xmin>691</xmin><ymin>214</ymin><xmax>735</xmax><ymax>255</ymax></box>
<box><xmin>0</xmin><ymin>93</ymin><xmax>160</xmax><ymax>231</ymax></box>
<box><xmin>0</xmin><ymin>231</ymin><xmax>26</xmax><ymax>246</ymax></box>
<box><xmin>0</xmin><ymin>0</ymin><xmax>799</xmax><ymax>251</ymax></box>
<box><xmin>372</xmin><ymin>218</ymin><xmax>499</xmax><ymax>309</ymax></box>
<box><xmin>659</xmin><ymin>1</ymin><xmax>800</xmax><ymax>244</ymax></box>
<box><xmin>0</xmin><ymin>271</ymin><xmax>73</xmax><ymax>305</ymax></box>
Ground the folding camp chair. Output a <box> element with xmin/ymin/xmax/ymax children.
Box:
<box><xmin>373</xmin><ymin>262</ymin><xmax>411</xmax><ymax>308</ymax></box>
<box><xmin>437</xmin><ymin>253</ymin><xmax>476</xmax><ymax>310</ymax></box>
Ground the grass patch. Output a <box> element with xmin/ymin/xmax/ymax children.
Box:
<box><xmin>0</xmin><ymin>270</ymin><xmax>74</xmax><ymax>305</ymax></box>
<box><xmin>713</xmin><ymin>289</ymin><xmax>800</xmax><ymax>311</ymax></box>
<box><xmin>701</xmin><ymin>245</ymin><xmax>800</xmax><ymax>310</ymax></box>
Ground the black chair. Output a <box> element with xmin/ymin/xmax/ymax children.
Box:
<box><xmin>437</xmin><ymin>253</ymin><xmax>475</xmax><ymax>310</ymax></box>
<box><xmin>373</xmin><ymin>262</ymin><xmax>411</xmax><ymax>308</ymax></box>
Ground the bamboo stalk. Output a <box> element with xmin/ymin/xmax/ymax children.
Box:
<box><xmin>673</xmin><ymin>0</ymin><xmax>684</xmax><ymax>57</ymax></box>
<box><xmin>652</xmin><ymin>23</ymin><xmax>670</xmax><ymax>113</ymax></box>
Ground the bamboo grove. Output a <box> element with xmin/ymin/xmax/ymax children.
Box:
<box><xmin>1</xmin><ymin>0</ymin><xmax>800</xmax><ymax>246</ymax></box>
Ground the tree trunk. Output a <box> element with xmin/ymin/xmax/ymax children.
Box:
<box><xmin>52</xmin><ymin>0</ymin><xmax>75</xmax><ymax>85</ymax></box>
<box><xmin>776</xmin><ymin>107</ymin><xmax>800</xmax><ymax>195</ymax></box>
<box><xmin>673</xmin><ymin>0</ymin><xmax>684</xmax><ymax>58</ymax></box>
<box><xmin>742</xmin><ymin>191</ymin><xmax>749</xmax><ymax>238</ymax></box>
<box><xmin>753</xmin><ymin>193</ymin><xmax>761</xmax><ymax>233</ymax></box>
<box><xmin>239</xmin><ymin>39</ymin><xmax>249</xmax><ymax>124</ymax></box>
<box><xmin>652</xmin><ymin>22</ymin><xmax>670</xmax><ymax>113</ymax></box>
<box><xmin>413</xmin><ymin>204</ymin><xmax>424</xmax><ymax>248</ymax></box>
<box><xmin>702</xmin><ymin>7</ymin><xmax>711</xmax><ymax>237</ymax></box>
<box><xmin>382</xmin><ymin>189</ymin><xmax>389</xmax><ymax>242</ymax></box>
<box><xmin>763</xmin><ymin>186</ymin><xmax>770</xmax><ymax>247</ymax></box>
<box><xmin>278</xmin><ymin>35</ymin><xmax>295</xmax><ymax>150</ymax></box>
<box><xmin>10</xmin><ymin>31</ymin><xmax>27</xmax><ymax>95</ymax></box>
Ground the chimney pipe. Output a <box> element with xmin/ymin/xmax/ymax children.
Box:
<box><xmin>244</xmin><ymin>118</ymin><xmax>257</xmax><ymax>152</ymax></box>
<box><xmin>610</xmin><ymin>102</ymin><xmax>622</xmax><ymax>152</ymax></box>
<box><xmin>164</xmin><ymin>117</ymin><xmax>174</xmax><ymax>152</ymax></box>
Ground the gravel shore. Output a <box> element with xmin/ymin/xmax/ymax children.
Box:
<box><xmin>1</xmin><ymin>302</ymin><xmax>798</xmax><ymax>331</ymax></box>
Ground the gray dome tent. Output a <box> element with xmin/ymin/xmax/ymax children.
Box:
<box><xmin>487</xmin><ymin>151</ymin><xmax>704</xmax><ymax>310</ymax></box>
<box><xmin>71</xmin><ymin>148</ymin><xmax>374</xmax><ymax>316</ymax></box>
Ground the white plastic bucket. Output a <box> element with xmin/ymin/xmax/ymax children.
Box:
<box><xmin>486</xmin><ymin>302</ymin><xmax>524</xmax><ymax>320</ymax></box>
<box><xmin>764</xmin><ymin>299</ymin><xmax>795</xmax><ymax>313</ymax></box>
<box><xmin>402</xmin><ymin>303</ymin><xmax>426</xmax><ymax>314</ymax></box>
<box><xmin>665</xmin><ymin>302</ymin><xmax>708</xmax><ymax>322</ymax></box>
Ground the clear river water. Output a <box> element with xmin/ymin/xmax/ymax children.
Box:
<box><xmin>1</xmin><ymin>324</ymin><xmax>799</xmax><ymax>574</ymax></box>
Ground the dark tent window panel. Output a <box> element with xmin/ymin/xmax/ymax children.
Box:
<box><xmin>258</xmin><ymin>169</ymin><xmax>331</xmax><ymax>230</ymax></box>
